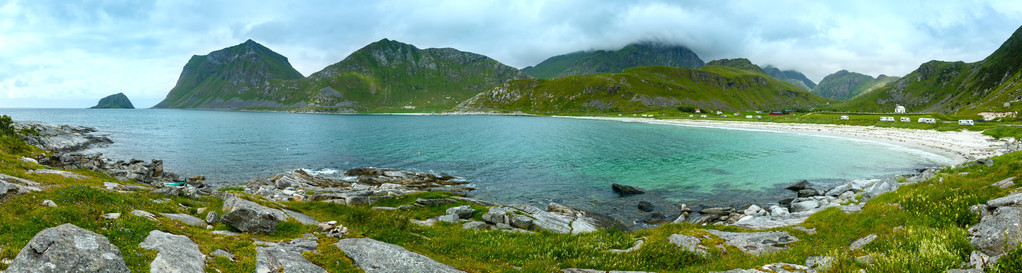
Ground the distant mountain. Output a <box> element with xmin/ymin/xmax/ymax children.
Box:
<box><xmin>153</xmin><ymin>40</ymin><xmax>304</xmax><ymax>109</ymax></box>
<box><xmin>838</xmin><ymin>25</ymin><xmax>1022</xmax><ymax>113</ymax></box>
<box><xmin>456</xmin><ymin>65</ymin><xmax>832</xmax><ymax>114</ymax></box>
<box><xmin>811</xmin><ymin>70</ymin><xmax>898</xmax><ymax>101</ymax></box>
<box><xmin>762</xmin><ymin>66</ymin><xmax>816</xmax><ymax>91</ymax></box>
<box><xmin>521</xmin><ymin>42</ymin><xmax>704</xmax><ymax>78</ymax></box>
<box><xmin>90</xmin><ymin>93</ymin><xmax>134</xmax><ymax>109</ymax></box>
<box><xmin>155</xmin><ymin>39</ymin><xmax>527</xmax><ymax>112</ymax></box>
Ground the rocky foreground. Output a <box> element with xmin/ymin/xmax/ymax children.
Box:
<box><xmin>3</xmin><ymin>122</ymin><xmax>1022</xmax><ymax>272</ymax></box>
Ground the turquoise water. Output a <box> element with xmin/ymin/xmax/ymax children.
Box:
<box><xmin>1</xmin><ymin>109</ymin><xmax>947</xmax><ymax>211</ymax></box>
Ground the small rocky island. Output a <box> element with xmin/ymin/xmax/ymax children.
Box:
<box><xmin>90</xmin><ymin>93</ymin><xmax>135</xmax><ymax>109</ymax></box>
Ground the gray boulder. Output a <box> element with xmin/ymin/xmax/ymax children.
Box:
<box><xmin>335</xmin><ymin>237</ymin><xmax>464</xmax><ymax>273</ymax></box>
<box><xmin>6</xmin><ymin>223</ymin><xmax>129</xmax><ymax>272</ymax></box>
<box><xmin>139</xmin><ymin>230</ymin><xmax>205</xmax><ymax>273</ymax></box>
<box><xmin>969</xmin><ymin>206</ymin><xmax>1022</xmax><ymax>257</ymax></box>
<box><xmin>446</xmin><ymin>205</ymin><xmax>474</xmax><ymax>219</ymax></box>
<box><xmin>706</xmin><ymin>230</ymin><xmax>798</xmax><ymax>255</ymax></box>
<box><xmin>255</xmin><ymin>238</ymin><xmax>326</xmax><ymax>273</ymax></box>
<box><xmin>790</xmin><ymin>200</ymin><xmax>819</xmax><ymax>213</ymax></box>
<box><xmin>861</xmin><ymin>178</ymin><xmax>899</xmax><ymax>199</ymax></box>
<box><xmin>221</xmin><ymin>196</ymin><xmax>284</xmax><ymax>234</ymax></box>
<box><xmin>850</xmin><ymin>234</ymin><xmax>877</xmax><ymax>250</ymax></box>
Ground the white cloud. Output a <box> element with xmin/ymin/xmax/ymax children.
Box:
<box><xmin>1</xmin><ymin>0</ymin><xmax>1021</xmax><ymax>108</ymax></box>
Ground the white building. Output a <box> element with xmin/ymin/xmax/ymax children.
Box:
<box><xmin>895</xmin><ymin>105</ymin><xmax>906</xmax><ymax>113</ymax></box>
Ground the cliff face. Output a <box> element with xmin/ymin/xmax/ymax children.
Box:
<box><xmin>90</xmin><ymin>93</ymin><xmax>135</xmax><ymax>109</ymax></box>
<box><xmin>522</xmin><ymin>42</ymin><xmax>704</xmax><ymax>79</ymax></box>
<box><xmin>153</xmin><ymin>40</ymin><xmax>304</xmax><ymax>109</ymax></box>
<box><xmin>838</xmin><ymin>25</ymin><xmax>1022</xmax><ymax>113</ymax></box>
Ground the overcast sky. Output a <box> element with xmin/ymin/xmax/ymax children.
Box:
<box><xmin>2</xmin><ymin>0</ymin><xmax>1021</xmax><ymax>108</ymax></box>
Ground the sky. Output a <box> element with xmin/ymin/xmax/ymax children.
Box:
<box><xmin>2</xmin><ymin>0</ymin><xmax>1021</xmax><ymax>108</ymax></box>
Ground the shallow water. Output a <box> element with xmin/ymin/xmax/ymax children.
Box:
<box><xmin>2</xmin><ymin>109</ymin><xmax>948</xmax><ymax>213</ymax></box>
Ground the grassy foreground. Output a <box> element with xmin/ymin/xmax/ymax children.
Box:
<box><xmin>2</xmin><ymin>115</ymin><xmax>1022</xmax><ymax>272</ymax></box>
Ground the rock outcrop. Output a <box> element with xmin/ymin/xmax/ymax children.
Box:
<box><xmin>479</xmin><ymin>203</ymin><xmax>613</xmax><ymax>234</ymax></box>
<box><xmin>90</xmin><ymin>93</ymin><xmax>135</xmax><ymax>109</ymax></box>
<box><xmin>139</xmin><ymin>230</ymin><xmax>205</xmax><ymax>273</ymax></box>
<box><xmin>6</xmin><ymin>224</ymin><xmax>129</xmax><ymax>272</ymax></box>
<box><xmin>335</xmin><ymin>237</ymin><xmax>464</xmax><ymax>273</ymax></box>
<box><xmin>246</xmin><ymin>168</ymin><xmax>472</xmax><ymax>204</ymax></box>
<box><xmin>220</xmin><ymin>196</ymin><xmax>284</xmax><ymax>234</ymax></box>
<box><xmin>15</xmin><ymin>123</ymin><xmax>112</xmax><ymax>153</ymax></box>
<box><xmin>255</xmin><ymin>237</ymin><xmax>326</xmax><ymax>273</ymax></box>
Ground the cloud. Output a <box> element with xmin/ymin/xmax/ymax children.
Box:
<box><xmin>1</xmin><ymin>0</ymin><xmax>1021</xmax><ymax>108</ymax></box>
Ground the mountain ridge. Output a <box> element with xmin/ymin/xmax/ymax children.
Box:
<box><xmin>522</xmin><ymin>42</ymin><xmax>704</xmax><ymax>79</ymax></box>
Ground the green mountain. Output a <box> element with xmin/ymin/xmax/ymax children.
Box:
<box><xmin>153</xmin><ymin>40</ymin><xmax>305</xmax><ymax>109</ymax></box>
<box><xmin>811</xmin><ymin>70</ymin><xmax>899</xmax><ymax>101</ymax></box>
<box><xmin>705</xmin><ymin>58</ymin><xmax>766</xmax><ymax>74</ymax></box>
<box><xmin>837</xmin><ymin>25</ymin><xmax>1022</xmax><ymax>113</ymax></box>
<box><xmin>89</xmin><ymin>93</ymin><xmax>134</xmax><ymax>109</ymax></box>
<box><xmin>155</xmin><ymin>39</ymin><xmax>527</xmax><ymax>112</ymax></box>
<box><xmin>762</xmin><ymin>65</ymin><xmax>816</xmax><ymax>91</ymax></box>
<box><xmin>521</xmin><ymin>42</ymin><xmax>704</xmax><ymax>79</ymax></box>
<box><xmin>455</xmin><ymin>65</ymin><xmax>833</xmax><ymax>114</ymax></box>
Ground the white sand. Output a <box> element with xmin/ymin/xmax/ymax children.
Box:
<box><xmin>565</xmin><ymin>117</ymin><xmax>1008</xmax><ymax>164</ymax></box>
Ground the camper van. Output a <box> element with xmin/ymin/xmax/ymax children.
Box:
<box><xmin>745</xmin><ymin>115</ymin><xmax>753</xmax><ymax>119</ymax></box>
<box><xmin>840</xmin><ymin>116</ymin><xmax>849</xmax><ymax>120</ymax></box>
<box><xmin>880</xmin><ymin>117</ymin><xmax>895</xmax><ymax>121</ymax></box>
<box><xmin>900</xmin><ymin>117</ymin><xmax>911</xmax><ymax>122</ymax></box>
<box><xmin>959</xmin><ymin>120</ymin><xmax>975</xmax><ymax>126</ymax></box>
<box><xmin>918</xmin><ymin>118</ymin><xmax>936</xmax><ymax>124</ymax></box>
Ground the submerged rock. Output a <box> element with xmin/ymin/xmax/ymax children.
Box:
<box><xmin>6</xmin><ymin>223</ymin><xmax>129</xmax><ymax>272</ymax></box>
<box><xmin>611</xmin><ymin>183</ymin><xmax>645</xmax><ymax>196</ymax></box>
<box><xmin>335</xmin><ymin>237</ymin><xmax>464</xmax><ymax>273</ymax></box>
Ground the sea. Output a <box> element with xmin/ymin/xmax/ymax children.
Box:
<box><xmin>1</xmin><ymin>109</ymin><xmax>951</xmax><ymax>222</ymax></box>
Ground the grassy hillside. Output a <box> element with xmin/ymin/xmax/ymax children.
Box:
<box><xmin>835</xmin><ymin>25</ymin><xmax>1022</xmax><ymax>114</ymax></box>
<box><xmin>456</xmin><ymin>65</ymin><xmax>833</xmax><ymax>114</ymax></box>
<box><xmin>522</xmin><ymin>42</ymin><xmax>704</xmax><ymax>79</ymax></box>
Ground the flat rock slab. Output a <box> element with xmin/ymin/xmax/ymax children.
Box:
<box><xmin>969</xmin><ymin>206</ymin><xmax>1022</xmax><ymax>257</ymax></box>
<box><xmin>668</xmin><ymin>234</ymin><xmax>708</xmax><ymax>256</ymax></box>
<box><xmin>335</xmin><ymin>237</ymin><xmax>464</xmax><ymax>273</ymax></box>
<box><xmin>988</xmin><ymin>192</ymin><xmax>1022</xmax><ymax>209</ymax></box>
<box><xmin>29</xmin><ymin>169</ymin><xmax>88</xmax><ymax>179</ymax></box>
<box><xmin>255</xmin><ymin>238</ymin><xmax>326</xmax><ymax>273</ymax></box>
<box><xmin>712</xmin><ymin>263</ymin><xmax>815</xmax><ymax>273</ymax></box>
<box><xmin>850</xmin><ymin>234</ymin><xmax>877</xmax><ymax>250</ymax></box>
<box><xmin>562</xmin><ymin>269</ymin><xmax>653</xmax><ymax>273</ymax></box>
<box><xmin>706</xmin><ymin>230</ymin><xmax>798</xmax><ymax>255</ymax></box>
<box><xmin>6</xmin><ymin>223</ymin><xmax>129</xmax><ymax>272</ymax></box>
<box><xmin>282</xmin><ymin>209</ymin><xmax>320</xmax><ymax>225</ymax></box>
<box><xmin>160</xmin><ymin>213</ymin><xmax>207</xmax><ymax>227</ymax></box>
<box><xmin>139</xmin><ymin>230</ymin><xmax>205</xmax><ymax>273</ymax></box>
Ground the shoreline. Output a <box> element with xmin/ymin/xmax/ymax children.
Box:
<box><xmin>564</xmin><ymin>116</ymin><xmax>1008</xmax><ymax>165</ymax></box>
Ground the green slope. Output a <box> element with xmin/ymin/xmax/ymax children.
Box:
<box><xmin>705</xmin><ymin>58</ymin><xmax>766</xmax><ymax>74</ymax></box>
<box><xmin>762</xmin><ymin>65</ymin><xmax>816</xmax><ymax>91</ymax></box>
<box><xmin>264</xmin><ymin>39</ymin><xmax>529</xmax><ymax>112</ymax></box>
<box><xmin>90</xmin><ymin>93</ymin><xmax>134</xmax><ymax>109</ymax></box>
<box><xmin>811</xmin><ymin>70</ymin><xmax>898</xmax><ymax>101</ymax></box>
<box><xmin>836</xmin><ymin>25</ymin><xmax>1022</xmax><ymax>114</ymax></box>
<box><xmin>153</xmin><ymin>40</ymin><xmax>304</xmax><ymax>109</ymax></box>
<box><xmin>456</xmin><ymin>65</ymin><xmax>833</xmax><ymax>114</ymax></box>
<box><xmin>521</xmin><ymin>42</ymin><xmax>704</xmax><ymax>79</ymax></box>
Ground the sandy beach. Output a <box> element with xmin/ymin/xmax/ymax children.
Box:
<box><xmin>567</xmin><ymin>116</ymin><xmax>1009</xmax><ymax>164</ymax></box>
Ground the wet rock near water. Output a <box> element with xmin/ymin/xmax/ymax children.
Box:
<box><xmin>15</xmin><ymin>122</ymin><xmax>113</xmax><ymax>153</ymax></box>
<box><xmin>246</xmin><ymin>168</ymin><xmax>473</xmax><ymax>204</ymax></box>
<box><xmin>611</xmin><ymin>183</ymin><xmax>644</xmax><ymax>196</ymax></box>
<box><xmin>6</xmin><ymin>223</ymin><xmax>129</xmax><ymax>273</ymax></box>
